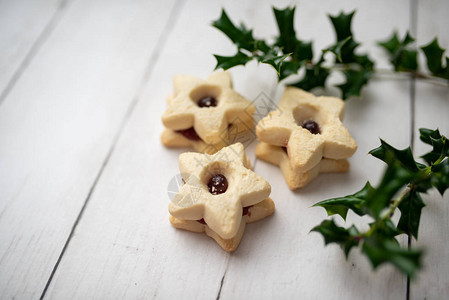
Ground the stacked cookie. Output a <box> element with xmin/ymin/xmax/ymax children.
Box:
<box><xmin>168</xmin><ymin>143</ymin><xmax>275</xmax><ymax>251</ymax></box>
<box><xmin>161</xmin><ymin>72</ymin><xmax>255</xmax><ymax>154</ymax></box>
<box><xmin>255</xmin><ymin>87</ymin><xmax>357</xmax><ymax>190</ymax></box>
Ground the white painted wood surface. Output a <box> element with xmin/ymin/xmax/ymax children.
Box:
<box><xmin>0</xmin><ymin>0</ymin><xmax>448</xmax><ymax>299</ymax></box>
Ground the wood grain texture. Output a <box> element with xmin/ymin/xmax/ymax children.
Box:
<box><xmin>411</xmin><ymin>0</ymin><xmax>449</xmax><ymax>298</ymax></box>
<box><xmin>0</xmin><ymin>0</ymin><xmax>64</xmax><ymax>102</ymax></box>
<box><xmin>0</xmin><ymin>0</ymin><xmax>176</xmax><ymax>298</ymax></box>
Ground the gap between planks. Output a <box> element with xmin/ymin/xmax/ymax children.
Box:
<box><xmin>0</xmin><ymin>0</ymin><xmax>71</xmax><ymax>107</ymax></box>
<box><xmin>38</xmin><ymin>0</ymin><xmax>187</xmax><ymax>298</ymax></box>
<box><xmin>406</xmin><ymin>0</ymin><xmax>418</xmax><ymax>299</ymax></box>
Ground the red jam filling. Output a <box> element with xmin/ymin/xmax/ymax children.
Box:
<box><xmin>197</xmin><ymin>206</ymin><xmax>252</xmax><ymax>224</ymax></box>
<box><xmin>175</xmin><ymin>127</ymin><xmax>202</xmax><ymax>141</ymax></box>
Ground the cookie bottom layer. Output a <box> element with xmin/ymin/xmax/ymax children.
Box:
<box><xmin>161</xmin><ymin>118</ymin><xmax>254</xmax><ymax>154</ymax></box>
<box><xmin>255</xmin><ymin>142</ymin><xmax>349</xmax><ymax>190</ymax></box>
<box><xmin>169</xmin><ymin>197</ymin><xmax>275</xmax><ymax>252</ymax></box>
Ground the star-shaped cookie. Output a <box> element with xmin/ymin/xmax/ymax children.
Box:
<box><xmin>255</xmin><ymin>142</ymin><xmax>349</xmax><ymax>190</ymax></box>
<box><xmin>162</xmin><ymin>72</ymin><xmax>255</xmax><ymax>147</ymax></box>
<box><xmin>256</xmin><ymin>87</ymin><xmax>357</xmax><ymax>173</ymax></box>
<box><xmin>168</xmin><ymin>143</ymin><xmax>274</xmax><ymax>251</ymax></box>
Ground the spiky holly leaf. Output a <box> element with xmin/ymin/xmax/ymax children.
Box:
<box><xmin>293</xmin><ymin>40</ymin><xmax>314</xmax><ymax>62</ymax></box>
<box><xmin>328</xmin><ymin>11</ymin><xmax>361</xmax><ymax>63</ymax></box>
<box><xmin>362</xmin><ymin>235</ymin><xmax>422</xmax><ymax>278</ymax></box>
<box><xmin>311</xmin><ymin>219</ymin><xmax>360</xmax><ymax>257</ymax></box>
<box><xmin>419</xmin><ymin>128</ymin><xmax>449</xmax><ymax>165</ymax></box>
<box><xmin>379</xmin><ymin>31</ymin><xmax>418</xmax><ymax>72</ymax></box>
<box><xmin>214</xmin><ymin>52</ymin><xmax>252</xmax><ymax>70</ymax></box>
<box><xmin>329</xmin><ymin>11</ymin><xmax>355</xmax><ymax>41</ymax></box>
<box><xmin>313</xmin><ymin>182</ymin><xmax>373</xmax><ymax>220</ymax></box>
<box><xmin>397</xmin><ymin>189</ymin><xmax>425</xmax><ymax>239</ymax></box>
<box><xmin>212</xmin><ymin>9</ymin><xmax>256</xmax><ymax>51</ymax></box>
<box><xmin>369</xmin><ymin>139</ymin><xmax>425</xmax><ymax>171</ymax></box>
<box><xmin>365</xmin><ymin>159</ymin><xmax>415</xmax><ymax>218</ymax></box>
<box><xmin>337</xmin><ymin>69</ymin><xmax>373</xmax><ymax>100</ymax></box>
<box><xmin>262</xmin><ymin>53</ymin><xmax>292</xmax><ymax>75</ymax></box>
<box><xmin>273</xmin><ymin>6</ymin><xmax>297</xmax><ymax>53</ymax></box>
<box><xmin>421</xmin><ymin>38</ymin><xmax>449</xmax><ymax>79</ymax></box>
<box><xmin>290</xmin><ymin>66</ymin><xmax>329</xmax><ymax>91</ymax></box>
<box><xmin>430</xmin><ymin>159</ymin><xmax>449</xmax><ymax>195</ymax></box>
<box><xmin>323</xmin><ymin>36</ymin><xmax>352</xmax><ymax>63</ymax></box>
<box><xmin>278</xmin><ymin>60</ymin><xmax>303</xmax><ymax>81</ymax></box>
<box><xmin>378</xmin><ymin>31</ymin><xmax>401</xmax><ymax>55</ymax></box>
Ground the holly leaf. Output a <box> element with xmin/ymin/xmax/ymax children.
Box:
<box><xmin>362</xmin><ymin>235</ymin><xmax>422</xmax><ymax>278</ymax></box>
<box><xmin>324</xmin><ymin>36</ymin><xmax>352</xmax><ymax>63</ymax></box>
<box><xmin>278</xmin><ymin>60</ymin><xmax>304</xmax><ymax>81</ymax></box>
<box><xmin>214</xmin><ymin>52</ymin><xmax>253</xmax><ymax>70</ymax></box>
<box><xmin>379</xmin><ymin>31</ymin><xmax>418</xmax><ymax>72</ymax></box>
<box><xmin>421</xmin><ymin>38</ymin><xmax>449</xmax><ymax>79</ymax></box>
<box><xmin>378</xmin><ymin>31</ymin><xmax>401</xmax><ymax>55</ymax></box>
<box><xmin>313</xmin><ymin>182</ymin><xmax>373</xmax><ymax>220</ymax></box>
<box><xmin>311</xmin><ymin>219</ymin><xmax>360</xmax><ymax>257</ymax></box>
<box><xmin>397</xmin><ymin>190</ymin><xmax>425</xmax><ymax>239</ymax></box>
<box><xmin>273</xmin><ymin>6</ymin><xmax>297</xmax><ymax>53</ymax></box>
<box><xmin>369</xmin><ymin>139</ymin><xmax>425</xmax><ymax>171</ymax></box>
<box><xmin>430</xmin><ymin>159</ymin><xmax>449</xmax><ymax>195</ymax></box>
<box><xmin>329</xmin><ymin>11</ymin><xmax>355</xmax><ymax>41</ymax></box>
<box><xmin>419</xmin><ymin>128</ymin><xmax>448</xmax><ymax>165</ymax></box>
<box><xmin>337</xmin><ymin>69</ymin><xmax>373</xmax><ymax>99</ymax></box>
<box><xmin>262</xmin><ymin>53</ymin><xmax>292</xmax><ymax>75</ymax></box>
<box><xmin>212</xmin><ymin>9</ymin><xmax>255</xmax><ymax>51</ymax></box>
<box><xmin>290</xmin><ymin>66</ymin><xmax>329</xmax><ymax>91</ymax></box>
<box><xmin>365</xmin><ymin>158</ymin><xmax>415</xmax><ymax>218</ymax></box>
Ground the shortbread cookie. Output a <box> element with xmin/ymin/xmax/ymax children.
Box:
<box><xmin>255</xmin><ymin>142</ymin><xmax>349</xmax><ymax>190</ymax></box>
<box><xmin>169</xmin><ymin>197</ymin><xmax>275</xmax><ymax>251</ymax></box>
<box><xmin>168</xmin><ymin>143</ymin><xmax>274</xmax><ymax>251</ymax></box>
<box><xmin>256</xmin><ymin>87</ymin><xmax>357</xmax><ymax>173</ymax></box>
<box><xmin>161</xmin><ymin>72</ymin><xmax>255</xmax><ymax>153</ymax></box>
<box><xmin>161</xmin><ymin>118</ymin><xmax>254</xmax><ymax>154</ymax></box>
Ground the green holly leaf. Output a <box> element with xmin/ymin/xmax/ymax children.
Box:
<box><xmin>419</xmin><ymin>128</ymin><xmax>442</xmax><ymax>145</ymax></box>
<box><xmin>355</xmin><ymin>54</ymin><xmax>375</xmax><ymax>70</ymax></box>
<box><xmin>278</xmin><ymin>60</ymin><xmax>304</xmax><ymax>81</ymax></box>
<box><xmin>430</xmin><ymin>159</ymin><xmax>449</xmax><ymax>195</ymax></box>
<box><xmin>311</xmin><ymin>219</ymin><xmax>360</xmax><ymax>257</ymax></box>
<box><xmin>214</xmin><ymin>52</ymin><xmax>253</xmax><ymax>70</ymax></box>
<box><xmin>212</xmin><ymin>9</ymin><xmax>255</xmax><ymax>51</ymax></box>
<box><xmin>379</xmin><ymin>31</ymin><xmax>418</xmax><ymax>72</ymax></box>
<box><xmin>337</xmin><ymin>69</ymin><xmax>373</xmax><ymax>100</ymax></box>
<box><xmin>262</xmin><ymin>53</ymin><xmax>292</xmax><ymax>75</ymax></box>
<box><xmin>362</xmin><ymin>235</ymin><xmax>422</xmax><ymax>278</ymax></box>
<box><xmin>365</xmin><ymin>159</ymin><xmax>415</xmax><ymax>218</ymax></box>
<box><xmin>273</xmin><ymin>6</ymin><xmax>297</xmax><ymax>53</ymax></box>
<box><xmin>290</xmin><ymin>66</ymin><xmax>329</xmax><ymax>91</ymax></box>
<box><xmin>324</xmin><ymin>36</ymin><xmax>352</xmax><ymax>63</ymax></box>
<box><xmin>313</xmin><ymin>182</ymin><xmax>373</xmax><ymax>220</ymax></box>
<box><xmin>293</xmin><ymin>40</ymin><xmax>314</xmax><ymax>62</ymax></box>
<box><xmin>378</xmin><ymin>31</ymin><xmax>401</xmax><ymax>55</ymax></box>
<box><xmin>329</xmin><ymin>11</ymin><xmax>355</xmax><ymax>41</ymax></box>
<box><xmin>421</xmin><ymin>38</ymin><xmax>449</xmax><ymax>79</ymax></box>
<box><xmin>419</xmin><ymin>128</ymin><xmax>448</xmax><ymax>165</ymax></box>
<box><xmin>397</xmin><ymin>190</ymin><xmax>425</xmax><ymax>239</ymax></box>
<box><xmin>369</xmin><ymin>139</ymin><xmax>425</xmax><ymax>171</ymax></box>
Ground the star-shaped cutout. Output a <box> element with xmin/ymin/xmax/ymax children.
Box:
<box><xmin>256</xmin><ymin>87</ymin><xmax>357</xmax><ymax>172</ymax></box>
<box><xmin>162</xmin><ymin>72</ymin><xmax>255</xmax><ymax>145</ymax></box>
<box><xmin>168</xmin><ymin>143</ymin><xmax>271</xmax><ymax>239</ymax></box>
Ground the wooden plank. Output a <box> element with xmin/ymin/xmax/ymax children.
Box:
<box><xmin>411</xmin><ymin>0</ymin><xmax>449</xmax><ymax>298</ymax></box>
<box><xmin>0</xmin><ymin>0</ymin><xmax>63</xmax><ymax>100</ymax></box>
<box><xmin>43</xmin><ymin>0</ymin><xmax>278</xmax><ymax>298</ymax></box>
<box><xmin>45</xmin><ymin>0</ymin><xmax>416</xmax><ymax>299</ymax></box>
<box><xmin>0</xmin><ymin>0</ymin><xmax>177</xmax><ymax>298</ymax></box>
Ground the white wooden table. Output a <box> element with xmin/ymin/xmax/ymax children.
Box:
<box><xmin>1</xmin><ymin>0</ymin><xmax>448</xmax><ymax>299</ymax></box>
